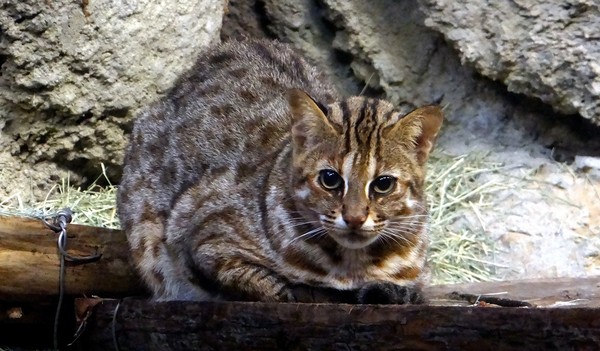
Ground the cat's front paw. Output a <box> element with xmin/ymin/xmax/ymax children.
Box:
<box><xmin>357</xmin><ymin>281</ymin><xmax>424</xmax><ymax>305</ymax></box>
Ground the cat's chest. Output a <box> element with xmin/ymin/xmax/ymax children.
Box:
<box><xmin>271</xmin><ymin>219</ymin><xmax>423</xmax><ymax>289</ymax></box>
<box><xmin>274</xmin><ymin>234</ymin><xmax>385</xmax><ymax>288</ymax></box>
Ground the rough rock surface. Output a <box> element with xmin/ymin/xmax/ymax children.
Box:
<box><xmin>221</xmin><ymin>0</ymin><xmax>271</xmax><ymax>41</ymax></box>
<box><xmin>230</xmin><ymin>0</ymin><xmax>600</xmax><ymax>281</ymax></box>
<box><xmin>0</xmin><ymin>0</ymin><xmax>225</xmax><ymax>198</ymax></box>
<box><xmin>418</xmin><ymin>0</ymin><xmax>600</xmax><ymax>125</ymax></box>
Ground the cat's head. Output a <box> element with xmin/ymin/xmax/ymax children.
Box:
<box><xmin>287</xmin><ymin>89</ymin><xmax>443</xmax><ymax>250</ymax></box>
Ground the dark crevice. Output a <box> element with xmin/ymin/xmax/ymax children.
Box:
<box><xmin>120</xmin><ymin>119</ymin><xmax>135</xmax><ymax>134</ymax></box>
<box><xmin>310</xmin><ymin>0</ymin><xmax>363</xmax><ymax>96</ymax></box>
<box><xmin>331</xmin><ymin>48</ymin><xmax>352</xmax><ymax>66</ymax></box>
<box><xmin>221</xmin><ymin>0</ymin><xmax>276</xmax><ymax>41</ymax></box>
<box><xmin>314</xmin><ymin>0</ymin><xmax>336</xmax><ymax>30</ymax></box>
<box><xmin>52</xmin><ymin>154</ymin><xmax>118</xmax><ymax>188</ymax></box>
<box><xmin>2</xmin><ymin>118</ymin><xmax>12</xmax><ymax>132</ymax></box>
<box><xmin>18</xmin><ymin>142</ymin><xmax>28</xmax><ymax>155</ymax></box>
<box><xmin>104</xmin><ymin>107</ymin><xmax>129</xmax><ymax>118</ymax></box>
<box><xmin>74</xmin><ymin>110</ymin><xmax>94</xmax><ymax>125</ymax></box>
<box><xmin>12</xmin><ymin>11</ymin><xmax>40</xmax><ymax>24</ymax></box>
<box><xmin>0</xmin><ymin>54</ymin><xmax>7</xmax><ymax>74</ymax></box>
<box><xmin>69</xmin><ymin>63</ymin><xmax>90</xmax><ymax>75</ymax></box>
<box><xmin>35</xmin><ymin>132</ymin><xmax>49</xmax><ymax>145</ymax></box>
<box><xmin>253</xmin><ymin>0</ymin><xmax>277</xmax><ymax>38</ymax></box>
<box><xmin>500</xmin><ymin>86</ymin><xmax>600</xmax><ymax>161</ymax></box>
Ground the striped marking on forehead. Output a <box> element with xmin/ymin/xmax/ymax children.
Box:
<box><xmin>340</xmin><ymin>99</ymin><xmax>352</xmax><ymax>153</ymax></box>
<box><xmin>333</xmin><ymin>98</ymin><xmax>399</xmax><ymax>196</ymax></box>
<box><xmin>339</xmin><ymin>98</ymin><xmax>395</xmax><ymax>160</ymax></box>
<box><xmin>339</xmin><ymin>100</ymin><xmax>381</xmax><ymax>196</ymax></box>
<box><xmin>374</xmin><ymin>109</ymin><xmax>397</xmax><ymax>160</ymax></box>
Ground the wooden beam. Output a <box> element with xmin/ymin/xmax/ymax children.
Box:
<box><xmin>427</xmin><ymin>276</ymin><xmax>600</xmax><ymax>307</ymax></box>
<box><xmin>80</xmin><ymin>299</ymin><xmax>600</xmax><ymax>351</ymax></box>
<box><xmin>2</xmin><ymin>213</ymin><xmax>600</xmax><ymax>349</ymax></box>
<box><xmin>0</xmin><ymin>215</ymin><xmax>143</xmax><ymax>302</ymax></box>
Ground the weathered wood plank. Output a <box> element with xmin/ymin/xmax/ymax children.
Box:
<box><xmin>427</xmin><ymin>276</ymin><xmax>600</xmax><ymax>307</ymax></box>
<box><xmin>0</xmin><ymin>215</ymin><xmax>143</xmax><ymax>301</ymax></box>
<box><xmin>80</xmin><ymin>299</ymin><xmax>600</xmax><ymax>351</ymax></box>
<box><xmin>2</xmin><ymin>213</ymin><xmax>600</xmax><ymax>350</ymax></box>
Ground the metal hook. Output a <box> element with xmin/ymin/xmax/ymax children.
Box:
<box><xmin>44</xmin><ymin>208</ymin><xmax>103</xmax><ymax>264</ymax></box>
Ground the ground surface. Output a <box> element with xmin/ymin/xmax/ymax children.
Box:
<box><xmin>434</xmin><ymin>100</ymin><xmax>600</xmax><ymax>282</ymax></box>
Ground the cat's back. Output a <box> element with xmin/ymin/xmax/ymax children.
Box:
<box><xmin>138</xmin><ymin>40</ymin><xmax>335</xmax><ymax>165</ymax></box>
<box><xmin>118</xmin><ymin>40</ymin><xmax>336</xmax><ymax>231</ymax></box>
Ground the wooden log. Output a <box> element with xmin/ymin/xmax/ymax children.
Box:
<box><xmin>3</xmin><ymin>213</ymin><xmax>600</xmax><ymax>349</ymax></box>
<box><xmin>0</xmin><ymin>215</ymin><xmax>143</xmax><ymax>302</ymax></box>
<box><xmin>80</xmin><ymin>299</ymin><xmax>600</xmax><ymax>351</ymax></box>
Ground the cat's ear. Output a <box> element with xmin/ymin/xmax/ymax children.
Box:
<box><xmin>387</xmin><ymin>106</ymin><xmax>443</xmax><ymax>165</ymax></box>
<box><xmin>287</xmin><ymin>89</ymin><xmax>338</xmax><ymax>148</ymax></box>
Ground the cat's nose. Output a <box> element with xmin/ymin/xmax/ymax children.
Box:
<box><xmin>343</xmin><ymin>214</ymin><xmax>367</xmax><ymax>230</ymax></box>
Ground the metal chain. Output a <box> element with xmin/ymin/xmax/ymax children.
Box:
<box><xmin>41</xmin><ymin>208</ymin><xmax>102</xmax><ymax>350</ymax></box>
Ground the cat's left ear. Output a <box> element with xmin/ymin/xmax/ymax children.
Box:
<box><xmin>287</xmin><ymin>89</ymin><xmax>338</xmax><ymax>149</ymax></box>
<box><xmin>388</xmin><ymin>106</ymin><xmax>444</xmax><ymax>165</ymax></box>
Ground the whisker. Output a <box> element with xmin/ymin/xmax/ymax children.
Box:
<box><xmin>387</xmin><ymin>218</ymin><xmax>426</xmax><ymax>226</ymax></box>
<box><xmin>285</xmin><ymin>227</ymin><xmax>328</xmax><ymax>246</ymax></box>
<box><xmin>279</xmin><ymin>216</ymin><xmax>322</xmax><ymax>225</ymax></box>
<box><xmin>378</xmin><ymin>231</ymin><xmax>403</xmax><ymax>247</ymax></box>
<box><xmin>391</xmin><ymin>214</ymin><xmax>428</xmax><ymax>220</ymax></box>
<box><xmin>379</xmin><ymin>228</ymin><xmax>418</xmax><ymax>245</ymax></box>
<box><xmin>381</xmin><ymin>227</ymin><xmax>413</xmax><ymax>237</ymax></box>
<box><xmin>386</xmin><ymin>225</ymin><xmax>423</xmax><ymax>232</ymax></box>
<box><xmin>282</xmin><ymin>220</ymin><xmax>323</xmax><ymax>228</ymax></box>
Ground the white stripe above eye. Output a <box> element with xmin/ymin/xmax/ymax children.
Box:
<box><xmin>341</xmin><ymin>152</ymin><xmax>356</xmax><ymax>196</ymax></box>
<box><xmin>364</xmin><ymin>155</ymin><xmax>377</xmax><ymax>198</ymax></box>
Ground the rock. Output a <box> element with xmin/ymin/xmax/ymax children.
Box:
<box><xmin>418</xmin><ymin>0</ymin><xmax>600</xmax><ymax>125</ymax></box>
<box><xmin>574</xmin><ymin>155</ymin><xmax>600</xmax><ymax>171</ymax></box>
<box><xmin>221</xmin><ymin>0</ymin><xmax>271</xmax><ymax>40</ymax></box>
<box><xmin>257</xmin><ymin>0</ymin><xmax>548</xmax><ymax>147</ymax></box>
<box><xmin>0</xmin><ymin>0</ymin><xmax>226</xmax><ymax>199</ymax></box>
<box><xmin>261</xmin><ymin>0</ymin><xmax>363</xmax><ymax>96</ymax></box>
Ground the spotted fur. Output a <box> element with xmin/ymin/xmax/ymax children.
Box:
<box><xmin>117</xmin><ymin>40</ymin><xmax>443</xmax><ymax>303</ymax></box>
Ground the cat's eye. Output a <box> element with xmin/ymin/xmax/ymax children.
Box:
<box><xmin>371</xmin><ymin>176</ymin><xmax>396</xmax><ymax>195</ymax></box>
<box><xmin>319</xmin><ymin>169</ymin><xmax>343</xmax><ymax>190</ymax></box>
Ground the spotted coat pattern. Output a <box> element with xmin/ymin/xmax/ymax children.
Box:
<box><xmin>117</xmin><ymin>40</ymin><xmax>443</xmax><ymax>303</ymax></box>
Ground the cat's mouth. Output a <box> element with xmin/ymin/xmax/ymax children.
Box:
<box><xmin>328</xmin><ymin>229</ymin><xmax>379</xmax><ymax>250</ymax></box>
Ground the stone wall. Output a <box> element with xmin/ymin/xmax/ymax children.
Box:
<box><xmin>419</xmin><ymin>0</ymin><xmax>600</xmax><ymax>124</ymax></box>
<box><xmin>1</xmin><ymin>0</ymin><xmax>599</xmax><ymax>279</ymax></box>
<box><xmin>0</xmin><ymin>0</ymin><xmax>226</xmax><ymax>198</ymax></box>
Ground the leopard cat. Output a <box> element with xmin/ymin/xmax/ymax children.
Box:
<box><xmin>117</xmin><ymin>39</ymin><xmax>443</xmax><ymax>304</ymax></box>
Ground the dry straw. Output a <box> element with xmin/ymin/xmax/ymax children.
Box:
<box><xmin>426</xmin><ymin>151</ymin><xmax>508</xmax><ymax>283</ymax></box>
<box><xmin>0</xmin><ymin>164</ymin><xmax>119</xmax><ymax>229</ymax></box>
<box><xmin>0</xmin><ymin>151</ymin><xmax>507</xmax><ymax>284</ymax></box>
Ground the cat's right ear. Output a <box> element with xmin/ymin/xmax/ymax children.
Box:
<box><xmin>287</xmin><ymin>89</ymin><xmax>338</xmax><ymax>148</ymax></box>
<box><xmin>387</xmin><ymin>105</ymin><xmax>444</xmax><ymax>165</ymax></box>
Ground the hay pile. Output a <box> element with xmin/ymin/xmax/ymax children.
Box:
<box><xmin>0</xmin><ymin>164</ymin><xmax>119</xmax><ymax>229</ymax></box>
<box><xmin>426</xmin><ymin>151</ymin><xmax>507</xmax><ymax>283</ymax></box>
<box><xmin>0</xmin><ymin>152</ymin><xmax>507</xmax><ymax>284</ymax></box>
